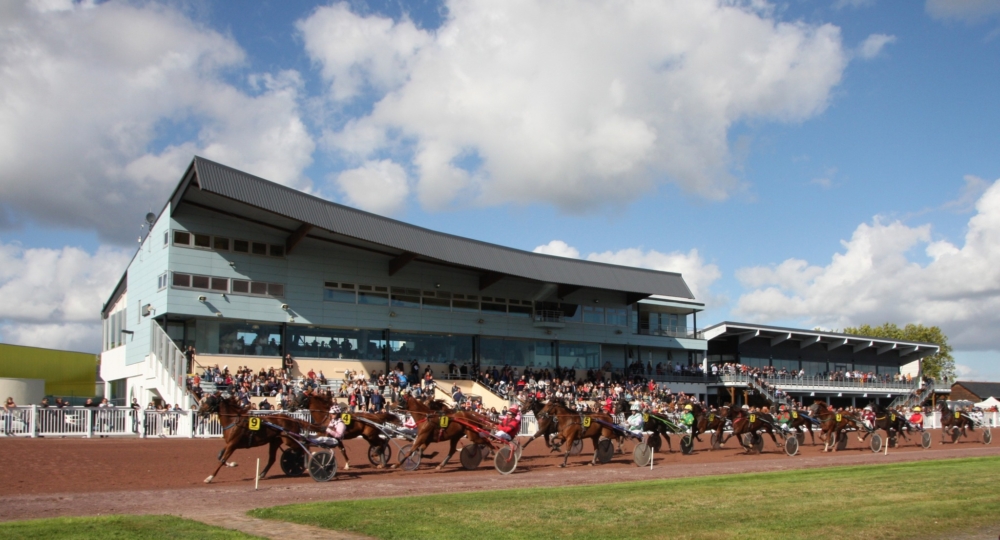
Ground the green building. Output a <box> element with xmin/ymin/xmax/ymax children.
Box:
<box><xmin>0</xmin><ymin>343</ymin><xmax>99</xmax><ymax>398</ymax></box>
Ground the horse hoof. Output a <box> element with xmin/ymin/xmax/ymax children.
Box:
<box><xmin>559</xmin><ymin>463</ymin><xmax>567</xmax><ymax>468</ymax></box>
<box><xmin>343</xmin><ymin>463</ymin><xmax>350</xmax><ymax>471</ymax></box>
<box><xmin>227</xmin><ymin>462</ymin><xmax>238</xmax><ymax>468</ymax></box>
<box><xmin>204</xmin><ymin>476</ymin><xmax>214</xmax><ymax>483</ymax></box>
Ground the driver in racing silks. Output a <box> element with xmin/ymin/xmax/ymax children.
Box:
<box><xmin>493</xmin><ymin>404</ymin><xmax>521</xmax><ymax>441</ymax></box>
<box><xmin>681</xmin><ymin>404</ymin><xmax>695</xmax><ymax>429</ymax></box>
<box><xmin>626</xmin><ymin>403</ymin><xmax>645</xmax><ymax>435</ymax></box>
<box><xmin>314</xmin><ymin>405</ymin><xmax>346</xmax><ymax>447</ymax></box>
<box><xmin>775</xmin><ymin>404</ymin><xmax>792</xmax><ymax>432</ymax></box>
<box><xmin>908</xmin><ymin>406</ymin><xmax>924</xmax><ymax>431</ymax></box>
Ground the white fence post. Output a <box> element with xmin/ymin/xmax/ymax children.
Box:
<box><xmin>85</xmin><ymin>409</ymin><xmax>93</xmax><ymax>438</ymax></box>
<box><xmin>29</xmin><ymin>404</ymin><xmax>37</xmax><ymax>438</ymax></box>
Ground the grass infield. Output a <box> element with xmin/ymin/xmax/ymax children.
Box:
<box><xmin>251</xmin><ymin>456</ymin><xmax>1000</xmax><ymax>540</ymax></box>
<box><xmin>0</xmin><ymin>515</ymin><xmax>261</xmax><ymax>540</ymax></box>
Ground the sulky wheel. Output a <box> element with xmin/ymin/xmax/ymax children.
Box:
<box><xmin>680</xmin><ymin>434</ymin><xmax>694</xmax><ymax>455</ymax></box>
<box><xmin>752</xmin><ymin>434</ymin><xmax>764</xmax><ymax>454</ymax></box>
<box><xmin>889</xmin><ymin>435</ymin><xmax>898</xmax><ymax>448</ymax></box>
<box><xmin>399</xmin><ymin>444</ymin><xmax>421</xmax><ymax>471</ymax></box>
<box><xmin>514</xmin><ymin>442</ymin><xmax>523</xmax><ymax>461</ymax></box>
<box><xmin>984</xmin><ymin>428</ymin><xmax>992</xmax><ymax>445</ymax></box>
<box><xmin>279</xmin><ymin>447</ymin><xmax>307</xmax><ymax>477</ymax></box>
<box><xmin>569</xmin><ymin>439</ymin><xmax>584</xmax><ymax>456</ymax></box>
<box><xmin>494</xmin><ymin>446</ymin><xmax>518</xmax><ymax>475</ymax></box>
<box><xmin>368</xmin><ymin>443</ymin><xmax>391</xmax><ymax>467</ymax></box>
<box><xmin>836</xmin><ymin>433</ymin><xmax>849</xmax><ymax>451</ymax></box>
<box><xmin>307</xmin><ymin>449</ymin><xmax>337</xmax><ymax>482</ymax></box>
<box><xmin>785</xmin><ymin>435</ymin><xmax>799</xmax><ymax>456</ymax></box>
<box><xmin>710</xmin><ymin>431</ymin><xmax>722</xmax><ymax>450</ymax></box>
<box><xmin>950</xmin><ymin>426</ymin><xmax>961</xmax><ymax>444</ymax></box>
<box><xmin>460</xmin><ymin>444</ymin><xmax>484</xmax><ymax>470</ymax></box>
<box><xmin>921</xmin><ymin>431</ymin><xmax>932</xmax><ymax>449</ymax></box>
<box><xmin>870</xmin><ymin>433</ymin><xmax>882</xmax><ymax>453</ymax></box>
<box><xmin>741</xmin><ymin>433</ymin><xmax>755</xmax><ymax>450</ymax></box>
<box><xmin>796</xmin><ymin>431</ymin><xmax>805</xmax><ymax>445</ymax></box>
<box><xmin>596</xmin><ymin>438</ymin><xmax>615</xmax><ymax>464</ymax></box>
<box><xmin>633</xmin><ymin>442</ymin><xmax>652</xmax><ymax>467</ymax></box>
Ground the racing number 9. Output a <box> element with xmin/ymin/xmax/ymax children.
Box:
<box><xmin>248</xmin><ymin>417</ymin><xmax>261</xmax><ymax>431</ymax></box>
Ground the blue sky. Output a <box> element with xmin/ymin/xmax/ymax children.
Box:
<box><xmin>1</xmin><ymin>0</ymin><xmax>999</xmax><ymax>379</ymax></box>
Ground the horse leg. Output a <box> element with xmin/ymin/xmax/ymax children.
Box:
<box><xmin>664</xmin><ymin>433</ymin><xmax>673</xmax><ymax>452</ymax></box>
<box><xmin>436</xmin><ymin>437</ymin><xmax>459</xmax><ymax>470</ymax></box>
<box><xmin>205</xmin><ymin>443</ymin><xmax>237</xmax><ymax>483</ymax></box>
<box><xmin>560</xmin><ymin>432</ymin><xmax>576</xmax><ymax>468</ymax></box>
<box><xmin>590</xmin><ymin>436</ymin><xmax>600</xmax><ymax>466</ymax></box>
<box><xmin>259</xmin><ymin>439</ymin><xmax>280</xmax><ymax>479</ymax></box>
<box><xmin>338</xmin><ymin>444</ymin><xmax>351</xmax><ymax>470</ymax></box>
<box><xmin>808</xmin><ymin>426</ymin><xmax>816</xmax><ymax>446</ymax></box>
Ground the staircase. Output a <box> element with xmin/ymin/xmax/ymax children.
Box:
<box><xmin>149</xmin><ymin>322</ymin><xmax>198</xmax><ymax>408</ymax></box>
<box><xmin>748</xmin><ymin>377</ymin><xmax>792</xmax><ymax>409</ymax></box>
<box><xmin>434</xmin><ymin>380</ymin><xmax>510</xmax><ymax>411</ymax></box>
<box><xmin>890</xmin><ymin>381</ymin><xmax>934</xmax><ymax>409</ymax></box>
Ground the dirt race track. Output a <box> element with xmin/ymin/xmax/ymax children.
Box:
<box><xmin>2</xmin><ymin>428</ymin><xmax>998</xmax><ymax>524</ymax></box>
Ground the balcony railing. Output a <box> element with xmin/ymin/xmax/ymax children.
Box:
<box><xmin>718</xmin><ymin>373</ymin><xmax>919</xmax><ymax>391</ymax></box>
<box><xmin>533</xmin><ymin>310</ymin><xmax>563</xmax><ymax>323</ymax></box>
<box><xmin>637</xmin><ymin>324</ymin><xmax>702</xmax><ymax>339</ymax></box>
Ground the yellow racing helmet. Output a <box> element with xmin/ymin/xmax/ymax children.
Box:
<box><xmin>912</xmin><ymin>406</ymin><xmax>921</xmax><ymax>412</ymax></box>
<box><xmin>684</xmin><ymin>404</ymin><xmax>693</xmax><ymax>411</ymax></box>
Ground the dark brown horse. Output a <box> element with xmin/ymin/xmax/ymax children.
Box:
<box><xmin>938</xmin><ymin>401</ymin><xmax>975</xmax><ymax>443</ymax></box>
<box><xmin>292</xmin><ymin>391</ymin><xmax>400</xmax><ymax>469</ymax></box>
<box><xmin>809</xmin><ymin>401</ymin><xmax>857</xmax><ymax>452</ymax></box>
<box><xmin>699</xmin><ymin>406</ymin><xmax>732</xmax><ymax>449</ymax></box>
<box><xmin>520</xmin><ymin>396</ymin><xmax>559</xmax><ymax>451</ymax></box>
<box><xmin>197</xmin><ymin>393</ymin><xmax>304</xmax><ymax>483</ymax></box>
<box><xmin>391</xmin><ymin>395</ymin><xmax>492</xmax><ymax>470</ymax></box>
<box><xmin>729</xmin><ymin>408</ymin><xmax>779</xmax><ymax>454</ymax></box>
<box><xmin>857</xmin><ymin>403</ymin><xmax>909</xmax><ymax>454</ymax></box>
<box><xmin>535</xmin><ymin>400</ymin><xmax>617</xmax><ymax>467</ymax></box>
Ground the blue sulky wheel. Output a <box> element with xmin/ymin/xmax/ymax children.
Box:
<box><xmin>308</xmin><ymin>449</ymin><xmax>337</xmax><ymax>482</ymax></box>
<box><xmin>279</xmin><ymin>447</ymin><xmax>306</xmax><ymax>477</ymax></box>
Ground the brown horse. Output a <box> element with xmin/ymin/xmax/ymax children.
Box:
<box><xmin>699</xmin><ymin>406</ymin><xmax>731</xmax><ymax>449</ymax></box>
<box><xmin>197</xmin><ymin>393</ymin><xmax>304</xmax><ymax>483</ymax></box>
<box><xmin>520</xmin><ymin>396</ymin><xmax>559</xmax><ymax>451</ymax></box>
<box><xmin>787</xmin><ymin>407</ymin><xmax>818</xmax><ymax>445</ymax></box>
<box><xmin>938</xmin><ymin>401</ymin><xmax>975</xmax><ymax>443</ymax></box>
<box><xmin>808</xmin><ymin>401</ymin><xmax>857</xmax><ymax>452</ymax></box>
<box><xmin>535</xmin><ymin>400</ymin><xmax>617</xmax><ymax>467</ymax></box>
<box><xmin>291</xmin><ymin>391</ymin><xmax>400</xmax><ymax>469</ymax></box>
<box><xmin>391</xmin><ymin>394</ymin><xmax>492</xmax><ymax>470</ymax></box>
<box><xmin>729</xmin><ymin>408</ymin><xmax>779</xmax><ymax>454</ymax></box>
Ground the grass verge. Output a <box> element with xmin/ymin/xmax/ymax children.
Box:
<box><xmin>0</xmin><ymin>515</ymin><xmax>261</xmax><ymax>540</ymax></box>
<box><xmin>251</xmin><ymin>456</ymin><xmax>1000</xmax><ymax>540</ymax></box>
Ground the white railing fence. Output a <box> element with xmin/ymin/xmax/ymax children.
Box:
<box><xmin>150</xmin><ymin>322</ymin><xmax>193</xmax><ymax>407</ymax></box>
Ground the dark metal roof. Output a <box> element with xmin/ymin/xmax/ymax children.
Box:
<box><xmin>953</xmin><ymin>382</ymin><xmax>1000</xmax><ymax>400</ymax></box>
<box><xmin>187</xmin><ymin>157</ymin><xmax>695</xmax><ymax>299</ymax></box>
<box><xmin>702</xmin><ymin>321</ymin><xmax>940</xmax><ymax>359</ymax></box>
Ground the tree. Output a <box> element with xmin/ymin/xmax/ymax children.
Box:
<box><xmin>841</xmin><ymin>323</ymin><xmax>954</xmax><ymax>380</ymax></box>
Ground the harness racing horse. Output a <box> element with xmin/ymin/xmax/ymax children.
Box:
<box><xmin>938</xmin><ymin>402</ymin><xmax>975</xmax><ymax>443</ymax></box>
<box><xmin>391</xmin><ymin>395</ymin><xmax>491</xmax><ymax>470</ymax></box>
<box><xmin>291</xmin><ymin>391</ymin><xmax>400</xmax><ymax>469</ymax></box>
<box><xmin>808</xmin><ymin>401</ymin><xmax>857</xmax><ymax>452</ymax></box>
<box><xmin>786</xmin><ymin>407</ymin><xmax>818</xmax><ymax>445</ymax></box>
<box><xmin>197</xmin><ymin>393</ymin><xmax>305</xmax><ymax>483</ymax></box>
<box><xmin>520</xmin><ymin>396</ymin><xmax>560</xmax><ymax>451</ymax></box>
<box><xmin>729</xmin><ymin>409</ymin><xmax>780</xmax><ymax>454</ymax></box>
<box><xmin>857</xmin><ymin>403</ymin><xmax>909</xmax><ymax>454</ymax></box>
<box><xmin>535</xmin><ymin>401</ymin><xmax>618</xmax><ymax>467</ymax></box>
<box><xmin>698</xmin><ymin>406</ymin><xmax>732</xmax><ymax>449</ymax></box>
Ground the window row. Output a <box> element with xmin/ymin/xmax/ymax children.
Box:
<box><xmin>171</xmin><ymin>272</ymin><xmax>284</xmax><ymax>298</ymax></box>
<box><xmin>169</xmin><ymin>230</ymin><xmax>286</xmax><ymax>257</ymax></box>
<box><xmin>322</xmin><ymin>282</ymin><xmax>627</xmax><ymax>325</ymax></box>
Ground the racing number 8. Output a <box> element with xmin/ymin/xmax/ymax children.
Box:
<box><xmin>248</xmin><ymin>417</ymin><xmax>261</xmax><ymax>431</ymax></box>
<box><xmin>583</xmin><ymin>417</ymin><xmax>592</xmax><ymax>428</ymax></box>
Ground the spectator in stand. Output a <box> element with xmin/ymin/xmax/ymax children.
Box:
<box><xmin>283</xmin><ymin>353</ymin><xmax>295</xmax><ymax>376</ymax></box>
<box><xmin>184</xmin><ymin>346</ymin><xmax>196</xmax><ymax>374</ymax></box>
<box><xmin>3</xmin><ymin>397</ymin><xmax>16</xmax><ymax>435</ymax></box>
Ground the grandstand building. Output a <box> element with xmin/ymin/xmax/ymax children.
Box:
<box><xmin>99</xmin><ymin>157</ymin><xmax>708</xmax><ymax>407</ymax></box>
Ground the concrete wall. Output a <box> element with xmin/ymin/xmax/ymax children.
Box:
<box><xmin>0</xmin><ymin>378</ymin><xmax>45</xmax><ymax>405</ymax></box>
<box><xmin>0</xmin><ymin>343</ymin><xmax>98</xmax><ymax>397</ymax></box>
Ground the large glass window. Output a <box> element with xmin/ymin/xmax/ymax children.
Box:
<box><xmin>854</xmin><ymin>364</ymin><xmax>876</xmax><ymax>374</ymax></box>
<box><xmin>452</xmin><ymin>294</ymin><xmax>479</xmax><ymax>312</ymax></box>
<box><xmin>358</xmin><ymin>285</ymin><xmax>389</xmax><ymax>306</ymax></box>
<box><xmin>195</xmin><ymin>320</ymin><xmax>282</xmax><ymax>356</ymax></box>
<box><xmin>422</xmin><ymin>291</ymin><xmax>451</xmax><ymax>311</ymax></box>
<box><xmin>606</xmin><ymin>308</ymin><xmax>627</xmax><ymax>326</ymax></box>
<box><xmin>285</xmin><ymin>326</ymin><xmax>386</xmax><ymax>360</ymax></box>
<box><xmin>480</xmin><ymin>338</ymin><xmax>555</xmax><ymax>367</ymax></box>
<box><xmin>771</xmin><ymin>359</ymin><xmax>799</xmax><ymax>373</ymax></box>
<box><xmin>801</xmin><ymin>360</ymin><xmax>827</xmax><ymax>376</ymax></box>
<box><xmin>391</xmin><ymin>287</ymin><xmax>421</xmax><ymax>308</ymax></box>
<box><xmin>388</xmin><ymin>332</ymin><xmax>474</xmax><ymax>365</ymax></box>
<box><xmin>559</xmin><ymin>341</ymin><xmax>601</xmax><ymax>369</ymax></box>
<box><xmin>583</xmin><ymin>306</ymin><xmax>604</xmax><ymax>324</ymax></box>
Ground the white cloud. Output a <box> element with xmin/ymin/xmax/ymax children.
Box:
<box><xmin>0</xmin><ymin>240</ymin><xmax>132</xmax><ymax>352</ymax></box>
<box><xmin>334</xmin><ymin>159</ymin><xmax>410</xmax><ymax>215</ymax></box>
<box><xmin>533</xmin><ymin>240</ymin><xmax>581</xmax><ymax>259</ymax></box>
<box><xmin>735</xmin><ymin>176</ymin><xmax>1000</xmax><ymax>349</ymax></box>
<box><xmin>533</xmin><ymin>240</ymin><xmax>720</xmax><ymax>301</ymax></box>
<box><xmin>926</xmin><ymin>0</ymin><xmax>1000</xmax><ymax>22</ymax></box>
<box><xmin>303</xmin><ymin>0</ymin><xmax>848</xmax><ymax>212</ymax></box>
<box><xmin>857</xmin><ymin>33</ymin><xmax>896</xmax><ymax>59</ymax></box>
<box><xmin>0</xmin><ymin>0</ymin><xmax>314</xmax><ymax>243</ymax></box>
